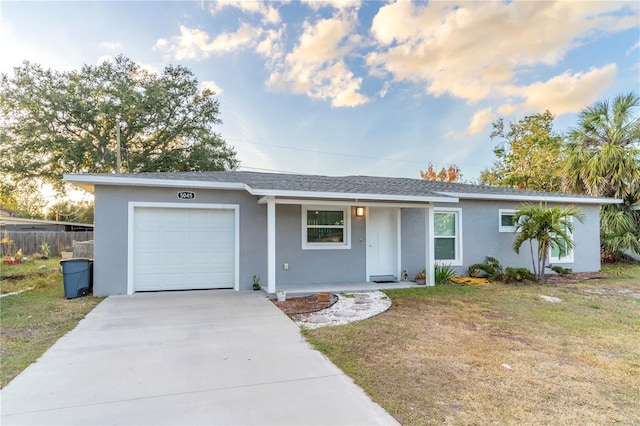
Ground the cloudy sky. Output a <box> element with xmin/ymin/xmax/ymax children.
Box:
<box><xmin>1</xmin><ymin>0</ymin><xmax>638</xmax><ymax>181</ymax></box>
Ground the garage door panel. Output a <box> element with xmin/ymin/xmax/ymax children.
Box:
<box><xmin>133</xmin><ymin>207</ymin><xmax>236</xmax><ymax>292</ymax></box>
<box><xmin>164</xmin><ymin>231</ymin><xmax>186</xmax><ymax>245</ymax></box>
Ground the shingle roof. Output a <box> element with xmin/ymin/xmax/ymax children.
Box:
<box><xmin>77</xmin><ymin>171</ymin><xmax>618</xmax><ymax>204</ymax></box>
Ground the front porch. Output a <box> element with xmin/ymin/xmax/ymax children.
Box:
<box><xmin>266</xmin><ymin>281</ymin><xmax>424</xmax><ymax>297</ymax></box>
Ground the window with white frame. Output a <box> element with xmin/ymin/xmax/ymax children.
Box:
<box><xmin>302</xmin><ymin>206</ymin><xmax>351</xmax><ymax>249</ymax></box>
<box><xmin>549</xmin><ymin>217</ymin><xmax>574</xmax><ymax>263</ymax></box>
<box><xmin>499</xmin><ymin>209</ymin><xmax>517</xmax><ymax>232</ymax></box>
<box><xmin>434</xmin><ymin>208</ymin><xmax>462</xmax><ymax>265</ymax></box>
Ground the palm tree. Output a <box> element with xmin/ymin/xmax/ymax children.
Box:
<box><xmin>562</xmin><ymin>92</ymin><xmax>640</xmax><ymax>256</ymax></box>
<box><xmin>513</xmin><ymin>203</ymin><xmax>585</xmax><ymax>282</ymax></box>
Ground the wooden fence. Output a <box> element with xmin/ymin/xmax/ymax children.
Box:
<box><xmin>2</xmin><ymin>231</ymin><xmax>94</xmax><ymax>256</ymax></box>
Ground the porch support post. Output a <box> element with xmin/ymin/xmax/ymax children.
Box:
<box><xmin>426</xmin><ymin>205</ymin><xmax>435</xmax><ymax>286</ymax></box>
<box><xmin>267</xmin><ymin>197</ymin><xmax>276</xmax><ymax>293</ymax></box>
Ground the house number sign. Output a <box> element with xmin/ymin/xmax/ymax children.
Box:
<box><xmin>177</xmin><ymin>191</ymin><xmax>196</xmax><ymax>200</ymax></box>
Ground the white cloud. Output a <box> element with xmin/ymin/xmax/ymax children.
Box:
<box><xmin>200</xmin><ymin>80</ymin><xmax>224</xmax><ymax>95</ymax></box>
<box><xmin>367</xmin><ymin>1</ymin><xmax>637</xmax><ymax>105</ymax></box>
<box><xmin>155</xmin><ymin>24</ymin><xmax>263</xmax><ymax>60</ymax></box>
<box><xmin>255</xmin><ymin>27</ymin><xmax>286</xmax><ymax>65</ymax></box>
<box><xmin>501</xmin><ymin>64</ymin><xmax>618</xmax><ymax>115</ymax></box>
<box><xmin>467</xmin><ymin>107</ymin><xmax>495</xmax><ymax>135</ymax></box>
<box><xmin>139</xmin><ymin>62</ymin><xmax>162</xmax><ymax>75</ymax></box>
<box><xmin>266</xmin><ymin>12</ymin><xmax>369</xmax><ymax>107</ymax></box>
<box><xmin>627</xmin><ymin>40</ymin><xmax>640</xmax><ymax>56</ymax></box>
<box><xmin>99</xmin><ymin>41</ymin><xmax>122</xmax><ymax>51</ymax></box>
<box><xmin>302</xmin><ymin>0</ymin><xmax>362</xmax><ymax>11</ymax></box>
<box><xmin>378</xmin><ymin>81</ymin><xmax>390</xmax><ymax>98</ymax></box>
<box><xmin>447</xmin><ymin>107</ymin><xmax>495</xmax><ymax>139</ymax></box>
<box><xmin>209</xmin><ymin>0</ymin><xmax>281</xmax><ymax>24</ymax></box>
<box><xmin>96</xmin><ymin>55</ymin><xmax>114</xmax><ymax>64</ymax></box>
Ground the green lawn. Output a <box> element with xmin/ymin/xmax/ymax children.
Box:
<box><xmin>304</xmin><ymin>263</ymin><xmax>640</xmax><ymax>425</ymax></box>
<box><xmin>1</xmin><ymin>257</ymin><xmax>103</xmax><ymax>388</ymax></box>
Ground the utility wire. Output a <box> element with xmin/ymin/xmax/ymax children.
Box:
<box><xmin>228</xmin><ymin>139</ymin><xmax>431</xmax><ymax>165</ymax></box>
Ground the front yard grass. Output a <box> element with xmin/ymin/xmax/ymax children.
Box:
<box><xmin>304</xmin><ymin>263</ymin><xmax>640</xmax><ymax>425</ymax></box>
<box><xmin>1</xmin><ymin>257</ymin><xmax>103</xmax><ymax>388</ymax></box>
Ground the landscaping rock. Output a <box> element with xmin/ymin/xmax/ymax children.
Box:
<box><xmin>306</xmin><ymin>316</ymin><xmax>330</xmax><ymax>323</ymax></box>
<box><xmin>539</xmin><ymin>295</ymin><xmax>562</xmax><ymax>303</ymax></box>
<box><xmin>334</xmin><ymin>311</ymin><xmax>357</xmax><ymax>317</ymax></box>
<box><xmin>289</xmin><ymin>291</ymin><xmax>392</xmax><ymax>329</ymax></box>
<box><xmin>351</xmin><ymin>305</ymin><xmax>370</xmax><ymax>311</ymax></box>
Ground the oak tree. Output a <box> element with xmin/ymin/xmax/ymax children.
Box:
<box><xmin>0</xmin><ymin>55</ymin><xmax>238</xmax><ymax>193</ymax></box>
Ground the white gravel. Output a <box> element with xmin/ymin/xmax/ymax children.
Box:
<box><xmin>292</xmin><ymin>291</ymin><xmax>392</xmax><ymax>329</ymax></box>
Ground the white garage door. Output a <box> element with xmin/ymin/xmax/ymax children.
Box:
<box><xmin>133</xmin><ymin>207</ymin><xmax>236</xmax><ymax>291</ymax></box>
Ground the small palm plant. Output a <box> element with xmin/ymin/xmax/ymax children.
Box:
<box><xmin>40</xmin><ymin>242</ymin><xmax>51</xmax><ymax>258</ymax></box>
<box><xmin>512</xmin><ymin>203</ymin><xmax>584</xmax><ymax>282</ymax></box>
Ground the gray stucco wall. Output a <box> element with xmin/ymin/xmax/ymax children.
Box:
<box><xmin>275</xmin><ymin>205</ymin><xmax>366</xmax><ymax>286</ymax></box>
<box><xmin>93</xmin><ymin>185</ymin><xmax>267</xmax><ymax>295</ymax></box>
<box><xmin>93</xmin><ymin>183</ymin><xmax>603</xmax><ymax>296</ymax></box>
<box><xmin>433</xmin><ymin>200</ymin><xmax>601</xmax><ymax>275</ymax></box>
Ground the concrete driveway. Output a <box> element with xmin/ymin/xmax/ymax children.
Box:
<box><xmin>1</xmin><ymin>290</ymin><xmax>398</xmax><ymax>425</ymax></box>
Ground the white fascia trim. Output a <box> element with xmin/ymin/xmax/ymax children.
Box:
<box><xmin>251</xmin><ymin>189</ymin><xmax>457</xmax><ymax>203</ymax></box>
<box><xmin>434</xmin><ymin>191</ymin><xmax>622</xmax><ymax>205</ymax></box>
<box><xmin>258</xmin><ymin>196</ymin><xmax>448</xmax><ymax>208</ymax></box>
<box><xmin>64</xmin><ymin>174</ymin><xmax>249</xmax><ymax>192</ymax></box>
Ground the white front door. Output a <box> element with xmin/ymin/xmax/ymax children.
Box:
<box><xmin>366</xmin><ymin>207</ymin><xmax>398</xmax><ymax>279</ymax></box>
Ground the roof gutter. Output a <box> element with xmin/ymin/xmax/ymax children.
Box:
<box><xmin>251</xmin><ymin>189</ymin><xmax>457</xmax><ymax>203</ymax></box>
<box><xmin>435</xmin><ymin>191</ymin><xmax>623</xmax><ymax>205</ymax></box>
<box><xmin>63</xmin><ymin>174</ymin><xmax>250</xmax><ymax>193</ymax></box>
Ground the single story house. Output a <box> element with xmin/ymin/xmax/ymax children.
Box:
<box><xmin>65</xmin><ymin>171</ymin><xmax>621</xmax><ymax>296</ymax></box>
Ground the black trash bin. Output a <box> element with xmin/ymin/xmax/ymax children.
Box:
<box><xmin>60</xmin><ymin>258</ymin><xmax>92</xmax><ymax>299</ymax></box>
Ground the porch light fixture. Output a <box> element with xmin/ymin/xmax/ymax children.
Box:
<box><xmin>355</xmin><ymin>207</ymin><xmax>365</xmax><ymax>217</ymax></box>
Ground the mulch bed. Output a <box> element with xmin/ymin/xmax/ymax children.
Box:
<box><xmin>544</xmin><ymin>271</ymin><xmax>614</xmax><ymax>284</ymax></box>
<box><xmin>271</xmin><ymin>294</ymin><xmax>338</xmax><ymax>315</ymax></box>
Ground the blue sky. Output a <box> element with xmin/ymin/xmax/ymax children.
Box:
<box><xmin>1</xmin><ymin>0</ymin><xmax>638</xmax><ymax>181</ymax></box>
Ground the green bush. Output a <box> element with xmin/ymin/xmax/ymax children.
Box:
<box><xmin>504</xmin><ymin>267</ymin><xmax>536</xmax><ymax>283</ymax></box>
<box><xmin>434</xmin><ymin>264</ymin><xmax>456</xmax><ymax>285</ymax></box>
<box><xmin>547</xmin><ymin>264</ymin><xmax>573</xmax><ymax>275</ymax></box>
<box><xmin>468</xmin><ymin>256</ymin><xmax>504</xmax><ymax>281</ymax></box>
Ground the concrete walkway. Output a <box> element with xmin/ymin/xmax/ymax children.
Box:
<box><xmin>1</xmin><ymin>290</ymin><xmax>398</xmax><ymax>425</ymax></box>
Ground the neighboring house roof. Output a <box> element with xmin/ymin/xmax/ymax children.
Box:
<box><xmin>0</xmin><ymin>217</ymin><xmax>94</xmax><ymax>229</ymax></box>
<box><xmin>0</xmin><ymin>208</ymin><xmax>16</xmax><ymax>217</ymax></box>
<box><xmin>64</xmin><ymin>171</ymin><xmax>622</xmax><ymax>205</ymax></box>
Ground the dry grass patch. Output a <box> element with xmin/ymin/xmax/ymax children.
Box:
<box><xmin>304</xmin><ymin>264</ymin><xmax>640</xmax><ymax>425</ymax></box>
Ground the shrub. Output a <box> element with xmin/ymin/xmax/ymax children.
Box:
<box><xmin>468</xmin><ymin>256</ymin><xmax>504</xmax><ymax>281</ymax></box>
<box><xmin>547</xmin><ymin>264</ymin><xmax>573</xmax><ymax>275</ymax></box>
<box><xmin>434</xmin><ymin>264</ymin><xmax>456</xmax><ymax>285</ymax></box>
<box><xmin>504</xmin><ymin>267</ymin><xmax>536</xmax><ymax>283</ymax></box>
